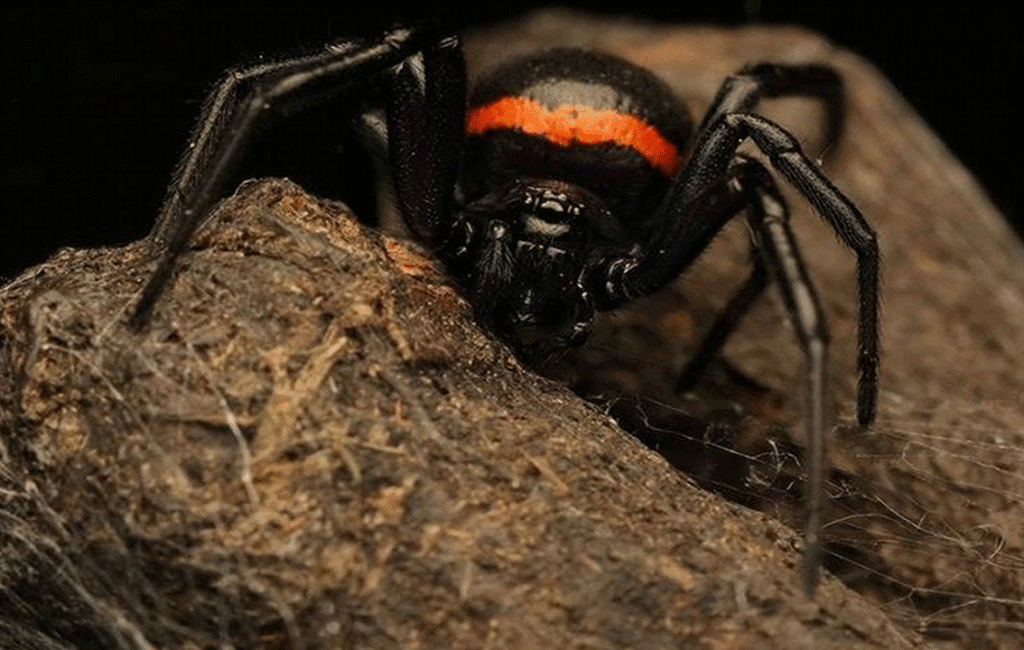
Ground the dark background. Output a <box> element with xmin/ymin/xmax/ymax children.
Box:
<box><xmin>2</xmin><ymin>2</ymin><xmax>1018</xmax><ymax>281</ymax></box>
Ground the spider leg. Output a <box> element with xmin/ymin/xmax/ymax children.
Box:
<box><xmin>693</xmin><ymin>65</ymin><xmax>874</xmax><ymax>425</ymax></box>
<box><xmin>734</xmin><ymin>113</ymin><xmax>878</xmax><ymax>429</ymax></box>
<box><xmin>697</xmin><ymin>62</ymin><xmax>845</xmax><ymax>156</ymax></box>
<box><xmin>664</xmin><ymin>171</ymin><xmax>772</xmax><ymax>396</ymax></box>
<box><xmin>385</xmin><ymin>36</ymin><xmax>465</xmax><ymax>244</ymax></box>
<box><xmin>668</xmin><ymin>62</ymin><xmax>846</xmax><ymax>390</ymax></box>
<box><xmin>131</xmin><ymin>25</ymin><xmax>462</xmax><ymax>328</ymax></box>
<box><xmin>619</xmin><ymin>112</ymin><xmax>878</xmax><ymax>429</ymax></box>
<box><xmin>667</xmin><ymin>159</ymin><xmax>833</xmax><ymax>595</ymax></box>
<box><xmin>595</xmin><ymin>113</ymin><xmax>876</xmax><ymax>595</ymax></box>
<box><xmin>736</xmin><ymin>161</ymin><xmax>832</xmax><ymax>597</ymax></box>
<box><xmin>675</xmin><ymin>159</ymin><xmax>830</xmax><ymax>397</ymax></box>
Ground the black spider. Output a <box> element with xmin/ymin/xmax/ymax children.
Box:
<box><xmin>131</xmin><ymin>24</ymin><xmax>879</xmax><ymax>596</ymax></box>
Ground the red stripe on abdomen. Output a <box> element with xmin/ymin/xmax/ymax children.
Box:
<box><xmin>468</xmin><ymin>96</ymin><xmax>682</xmax><ymax>177</ymax></box>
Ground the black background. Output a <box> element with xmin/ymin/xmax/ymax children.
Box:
<box><xmin>2</xmin><ymin>2</ymin><xmax>1018</xmax><ymax>281</ymax></box>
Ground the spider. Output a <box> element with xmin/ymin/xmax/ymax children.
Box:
<box><xmin>130</xmin><ymin>24</ymin><xmax>879</xmax><ymax>596</ymax></box>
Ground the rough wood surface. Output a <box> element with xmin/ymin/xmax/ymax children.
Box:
<box><xmin>1</xmin><ymin>10</ymin><xmax>1021</xmax><ymax>650</ymax></box>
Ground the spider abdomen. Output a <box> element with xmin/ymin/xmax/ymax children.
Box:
<box><xmin>463</xmin><ymin>49</ymin><xmax>693</xmax><ymax>230</ymax></box>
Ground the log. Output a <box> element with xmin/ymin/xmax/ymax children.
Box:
<box><xmin>1</xmin><ymin>10</ymin><xmax>1020</xmax><ymax>650</ymax></box>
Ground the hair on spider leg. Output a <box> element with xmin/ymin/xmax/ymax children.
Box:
<box><xmin>131</xmin><ymin>22</ymin><xmax>878</xmax><ymax>597</ymax></box>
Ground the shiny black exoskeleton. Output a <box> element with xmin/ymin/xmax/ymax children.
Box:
<box><xmin>131</xmin><ymin>25</ymin><xmax>879</xmax><ymax>596</ymax></box>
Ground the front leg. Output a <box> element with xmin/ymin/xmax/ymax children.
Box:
<box><xmin>131</xmin><ymin>25</ymin><xmax>455</xmax><ymax>328</ymax></box>
<box><xmin>385</xmin><ymin>34</ymin><xmax>465</xmax><ymax>244</ymax></box>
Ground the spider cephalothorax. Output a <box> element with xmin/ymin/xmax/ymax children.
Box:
<box><xmin>132</xmin><ymin>25</ymin><xmax>879</xmax><ymax>595</ymax></box>
<box><xmin>442</xmin><ymin>178</ymin><xmax>606</xmax><ymax>356</ymax></box>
